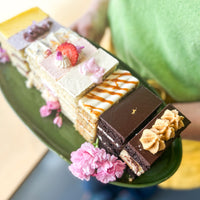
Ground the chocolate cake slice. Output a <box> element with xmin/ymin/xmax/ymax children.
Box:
<box><xmin>120</xmin><ymin>104</ymin><xmax>191</xmax><ymax>177</ymax></box>
<box><xmin>97</xmin><ymin>86</ymin><xmax>163</xmax><ymax>155</ymax></box>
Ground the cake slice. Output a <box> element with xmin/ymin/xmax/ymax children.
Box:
<box><xmin>97</xmin><ymin>86</ymin><xmax>163</xmax><ymax>155</ymax></box>
<box><xmin>119</xmin><ymin>104</ymin><xmax>191</xmax><ymax>177</ymax></box>
<box><xmin>0</xmin><ymin>7</ymin><xmax>62</xmax><ymax>76</ymax></box>
<box><xmin>56</xmin><ymin>48</ymin><xmax>118</xmax><ymax>122</ymax></box>
<box><xmin>75</xmin><ymin>69</ymin><xmax>139</xmax><ymax>142</ymax></box>
<box><xmin>25</xmin><ymin>27</ymin><xmax>118</xmax><ymax>122</ymax></box>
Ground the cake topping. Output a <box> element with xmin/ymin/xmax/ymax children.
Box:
<box><xmin>56</xmin><ymin>51</ymin><xmax>63</xmax><ymax>60</ymax></box>
<box><xmin>76</xmin><ymin>45</ymin><xmax>84</xmax><ymax>53</ymax></box>
<box><xmin>161</xmin><ymin>109</ymin><xmax>184</xmax><ymax>131</ymax></box>
<box><xmin>56</xmin><ymin>42</ymin><xmax>79</xmax><ymax>66</ymax></box>
<box><xmin>131</xmin><ymin>108</ymin><xmax>137</xmax><ymax>115</ymax></box>
<box><xmin>152</xmin><ymin>119</ymin><xmax>170</xmax><ymax>134</ymax></box>
<box><xmin>139</xmin><ymin>129</ymin><xmax>166</xmax><ymax>154</ymax></box>
<box><xmin>140</xmin><ymin>109</ymin><xmax>185</xmax><ymax>154</ymax></box>
<box><xmin>79</xmin><ymin>57</ymin><xmax>105</xmax><ymax>84</ymax></box>
<box><xmin>23</xmin><ymin>20</ymin><xmax>52</xmax><ymax>42</ymax></box>
<box><xmin>44</xmin><ymin>49</ymin><xmax>52</xmax><ymax>58</ymax></box>
<box><xmin>55</xmin><ymin>51</ymin><xmax>71</xmax><ymax>68</ymax></box>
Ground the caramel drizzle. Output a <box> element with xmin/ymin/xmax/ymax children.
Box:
<box><xmin>85</xmin><ymin>93</ymin><xmax>113</xmax><ymax>104</ymax></box>
<box><xmin>83</xmin><ymin>72</ymin><xmax>138</xmax><ymax>116</ymax></box>
<box><xmin>92</xmin><ymin>87</ymin><xmax>123</xmax><ymax>97</ymax></box>
<box><xmin>100</xmin><ymin>82</ymin><xmax>128</xmax><ymax>91</ymax></box>
<box><xmin>102</xmin><ymin>72</ymin><xmax>138</xmax><ymax>90</ymax></box>
<box><xmin>83</xmin><ymin>104</ymin><xmax>104</xmax><ymax>116</ymax></box>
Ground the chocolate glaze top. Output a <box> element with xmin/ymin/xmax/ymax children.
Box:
<box><xmin>125</xmin><ymin>104</ymin><xmax>191</xmax><ymax>167</ymax></box>
<box><xmin>99</xmin><ymin>86</ymin><xmax>163</xmax><ymax>144</ymax></box>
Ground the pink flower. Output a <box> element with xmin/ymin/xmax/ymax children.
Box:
<box><xmin>47</xmin><ymin>101</ymin><xmax>60</xmax><ymax>110</ymax></box>
<box><xmin>0</xmin><ymin>47</ymin><xmax>10</xmax><ymax>63</ymax></box>
<box><xmin>68</xmin><ymin>142</ymin><xmax>126</xmax><ymax>183</ymax></box>
<box><xmin>53</xmin><ymin>115</ymin><xmax>63</xmax><ymax>128</ymax></box>
<box><xmin>69</xmin><ymin>143</ymin><xmax>102</xmax><ymax>181</ymax></box>
<box><xmin>76</xmin><ymin>46</ymin><xmax>84</xmax><ymax>53</ymax></box>
<box><xmin>79</xmin><ymin>58</ymin><xmax>96</xmax><ymax>75</ymax></box>
<box><xmin>79</xmin><ymin>58</ymin><xmax>105</xmax><ymax>83</ymax></box>
<box><xmin>56</xmin><ymin>51</ymin><xmax>63</xmax><ymax>60</ymax></box>
<box><xmin>86</xmin><ymin>58</ymin><xmax>100</xmax><ymax>73</ymax></box>
<box><xmin>95</xmin><ymin>155</ymin><xmax>126</xmax><ymax>184</ymax></box>
<box><xmin>40</xmin><ymin>105</ymin><xmax>52</xmax><ymax>117</ymax></box>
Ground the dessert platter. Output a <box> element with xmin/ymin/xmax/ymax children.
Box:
<box><xmin>0</xmin><ymin>7</ymin><xmax>190</xmax><ymax>187</ymax></box>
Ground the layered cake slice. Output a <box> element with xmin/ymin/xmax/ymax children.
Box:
<box><xmin>0</xmin><ymin>7</ymin><xmax>62</xmax><ymax>76</ymax></box>
<box><xmin>25</xmin><ymin>27</ymin><xmax>96</xmax><ymax>91</ymax></box>
<box><xmin>25</xmin><ymin>27</ymin><xmax>118</xmax><ymax>122</ymax></box>
<box><xmin>43</xmin><ymin>48</ymin><xmax>118</xmax><ymax>122</ymax></box>
<box><xmin>97</xmin><ymin>86</ymin><xmax>163</xmax><ymax>156</ymax></box>
<box><xmin>75</xmin><ymin>69</ymin><xmax>139</xmax><ymax>142</ymax></box>
<box><xmin>119</xmin><ymin>104</ymin><xmax>191</xmax><ymax>177</ymax></box>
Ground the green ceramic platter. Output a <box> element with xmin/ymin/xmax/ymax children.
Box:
<box><xmin>0</xmin><ymin>61</ymin><xmax>182</xmax><ymax>188</ymax></box>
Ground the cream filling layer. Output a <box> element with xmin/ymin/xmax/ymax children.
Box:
<box><xmin>97</xmin><ymin>125</ymin><xmax>120</xmax><ymax>148</ymax></box>
<box><xmin>120</xmin><ymin>150</ymin><xmax>144</xmax><ymax>176</ymax></box>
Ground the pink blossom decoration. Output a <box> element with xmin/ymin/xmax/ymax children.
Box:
<box><xmin>40</xmin><ymin>105</ymin><xmax>52</xmax><ymax>117</ymax></box>
<box><xmin>76</xmin><ymin>46</ymin><xmax>84</xmax><ymax>53</ymax></box>
<box><xmin>56</xmin><ymin>51</ymin><xmax>63</xmax><ymax>60</ymax></box>
<box><xmin>39</xmin><ymin>100</ymin><xmax>63</xmax><ymax>128</ymax></box>
<box><xmin>69</xmin><ymin>142</ymin><xmax>100</xmax><ymax>181</ymax></box>
<box><xmin>53</xmin><ymin>115</ymin><xmax>63</xmax><ymax>128</ymax></box>
<box><xmin>68</xmin><ymin>142</ymin><xmax>126</xmax><ymax>183</ymax></box>
<box><xmin>91</xmin><ymin>67</ymin><xmax>105</xmax><ymax>84</ymax></box>
<box><xmin>79</xmin><ymin>57</ymin><xmax>105</xmax><ymax>84</ymax></box>
<box><xmin>95</xmin><ymin>154</ymin><xmax>126</xmax><ymax>184</ymax></box>
<box><xmin>47</xmin><ymin>100</ymin><xmax>61</xmax><ymax>110</ymax></box>
<box><xmin>0</xmin><ymin>47</ymin><xmax>10</xmax><ymax>63</ymax></box>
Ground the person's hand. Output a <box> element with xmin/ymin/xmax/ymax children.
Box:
<box><xmin>70</xmin><ymin>0</ymin><xmax>109</xmax><ymax>44</ymax></box>
<box><xmin>173</xmin><ymin>102</ymin><xmax>200</xmax><ymax>141</ymax></box>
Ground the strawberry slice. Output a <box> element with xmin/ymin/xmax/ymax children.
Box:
<box><xmin>56</xmin><ymin>42</ymin><xmax>79</xmax><ymax>66</ymax></box>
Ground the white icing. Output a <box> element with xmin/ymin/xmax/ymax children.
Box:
<box><xmin>58</xmin><ymin>48</ymin><xmax>118</xmax><ymax>99</ymax></box>
<box><xmin>55</xmin><ymin>56</ymin><xmax>71</xmax><ymax>68</ymax></box>
<box><xmin>97</xmin><ymin>125</ymin><xmax>120</xmax><ymax>147</ymax></box>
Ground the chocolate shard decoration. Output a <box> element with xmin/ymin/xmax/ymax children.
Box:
<box><xmin>97</xmin><ymin>86</ymin><xmax>163</xmax><ymax>155</ymax></box>
<box><xmin>120</xmin><ymin>104</ymin><xmax>191</xmax><ymax>177</ymax></box>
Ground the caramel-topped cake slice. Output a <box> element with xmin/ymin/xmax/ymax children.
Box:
<box><xmin>76</xmin><ymin>69</ymin><xmax>139</xmax><ymax>142</ymax></box>
<box><xmin>120</xmin><ymin>104</ymin><xmax>191</xmax><ymax>177</ymax></box>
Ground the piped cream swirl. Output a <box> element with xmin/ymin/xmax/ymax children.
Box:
<box><xmin>140</xmin><ymin>109</ymin><xmax>184</xmax><ymax>154</ymax></box>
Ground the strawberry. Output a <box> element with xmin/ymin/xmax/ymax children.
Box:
<box><xmin>56</xmin><ymin>42</ymin><xmax>79</xmax><ymax>66</ymax></box>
